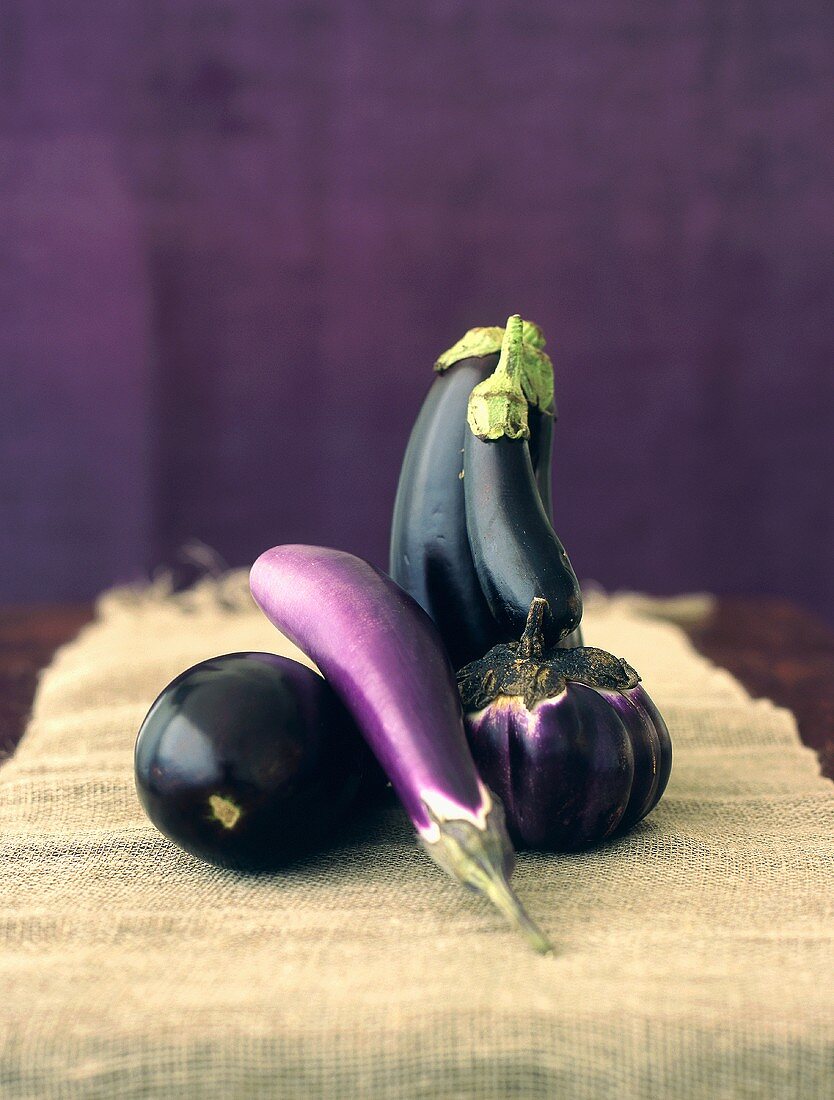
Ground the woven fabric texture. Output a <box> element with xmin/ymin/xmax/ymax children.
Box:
<box><xmin>1</xmin><ymin>578</ymin><xmax>832</xmax><ymax>1098</ymax></box>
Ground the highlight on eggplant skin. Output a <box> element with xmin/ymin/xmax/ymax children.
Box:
<box><xmin>249</xmin><ymin>544</ymin><xmax>552</xmax><ymax>953</ymax></box>
<box><xmin>390</xmin><ymin>318</ymin><xmax>580</xmax><ymax>667</ymax></box>
<box><xmin>457</xmin><ymin>599</ymin><xmax>672</xmax><ymax>852</ymax></box>
<box><xmin>389</xmin><ymin>352</ymin><xmax>502</xmax><ymax>671</ymax></box>
<box><xmin>134</xmin><ymin>652</ymin><xmax>382</xmax><ymax>871</ymax></box>
<box><xmin>464</xmin><ymin>430</ymin><xmax>583</xmax><ymax>649</ymax></box>
<box><xmin>463</xmin><ymin>316</ymin><xmax>583</xmax><ymax>649</ymax></box>
<box><xmin>534</xmin><ymin>405</ymin><xmax>584</xmax><ymax>649</ymax></box>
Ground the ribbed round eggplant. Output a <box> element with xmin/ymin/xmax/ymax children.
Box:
<box><xmin>390</xmin><ymin>318</ymin><xmax>575</xmax><ymax>667</ymax></box>
<box><xmin>134</xmin><ymin>652</ymin><xmax>381</xmax><ymax>870</ymax></box>
<box><xmin>250</xmin><ymin>544</ymin><xmax>551</xmax><ymax>952</ymax></box>
<box><xmin>464</xmin><ymin>316</ymin><xmax>583</xmax><ymax>647</ymax></box>
<box><xmin>457</xmin><ymin>599</ymin><xmax>672</xmax><ymax>851</ymax></box>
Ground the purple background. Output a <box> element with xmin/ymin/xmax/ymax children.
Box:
<box><xmin>2</xmin><ymin>3</ymin><xmax>833</xmax><ymax>621</ymax></box>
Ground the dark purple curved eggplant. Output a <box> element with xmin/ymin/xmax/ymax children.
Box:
<box><xmin>533</xmin><ymin>410</ymin><xmax>584</xmax><ymax>649</ymax></box>
<box><xmin>531</xmin><ymin>405</ymin><xmax>554</xmax><ymax>522</ymax></box>
<box><xmin>250</xmin><ymin>544</ymin><xmax>551</xmax><ymax>952</ymax></box>
<box><xmin>464</xmin><ymin>316</ymin><xmax>582</xmax><ymax>648</ymax></box>
<box><xmin>457</xmin><ymin>599</ymin><xmax>672</xmax><ymax>850</ymax></box>
<box><xmin>134</xmin><ymin>652</ymin><xmax>381</xmax><ymax>870</ymax></box>
<box><xmin>390</xmin><ymin>319</ymin><xmax>574</xmax><ymax>668</ymax></box>
<box><xmin>465</xmin><ymin>432</ymin><xmax>582</xmax><ymax>647</ymax></box>
<box><xmin>389</xmin><ymin>352</ymin><xmax>501</xmax><ymax>670</ymax></box>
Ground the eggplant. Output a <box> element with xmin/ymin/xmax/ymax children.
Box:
<box><xmin>389</xmin><ymin>351</ymin><xmax>501</xmax><ymax>670</ymax></box>
<box><xmin>457</xmin><ymin>599</ymin><xmax>673</xmax><ymax>850</ymax></box>
<box><xmin>532</xmin><ymin>411</ymin><xmax>583</xmax><ymax>649</ymax></box>
<box><xmin>464</xmin><ymin>317</ymin><xmax>583</xmax><ymax>647</ymax></box>
<box><xmin>390</xmin><ymin>319</ymin><xmax>573</xmax><ymax>668</ymax></box>
<box><xmin>250</xmin><ymin>544</ymin><xmax>551</xmax><ymax>952</ymax></box>
<box><xmin>532</xmin><ymin>405</ymin><xmax>554</xmax><ymax>521</ymax></box>
<box><xmin>134</xmin><ymin>652</ymin><xmax>381</xmax><ymax>870</ymax></box>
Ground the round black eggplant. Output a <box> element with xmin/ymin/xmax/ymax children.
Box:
<box><xmin>464</xmin><ymin>431</ymin><xmax>582</xmax><ymax>647</ymax></box>
<box><xmin>134</xmin><ymin>652</ymin><xmax>381</xmax><ymax>871</ymax></box>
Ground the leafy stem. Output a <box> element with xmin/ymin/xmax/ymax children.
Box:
<box><xmin>434</xmin><ymin>318</ymin><xmax>546</xmax><ymax>372</ymax></box>
<box><xmin>467</xmin><ymin>315</ymin><xmax>532</xmax><ymax>440</ymax></box>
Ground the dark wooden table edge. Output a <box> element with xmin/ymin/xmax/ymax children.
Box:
<box><xmin>683</xmin><ymin>596</ymin><xmax>834</xmax><ymax>782</ymax></box>
<box><xmin>1</xmin><ymin>597</ymin><xmax>833</xmax><ymax>782</ymax></box>
<box><xmin>0</xmin><ymin>604</ymin><xmax>95</xmax><ymax>763</ymax></box>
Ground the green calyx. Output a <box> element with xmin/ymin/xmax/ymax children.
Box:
<box><xmin>434</xmin><ymin>317</ymin><xmax>546</xmax><ymax>372</ymax></box>
<box><xmin>420</xmin><ymin>798</ymin><xmax>552</xmax><ymax>955</ymax></box>
<box><xmin>434</xmin><ymin>312</ymin><xmax>555</xmax><ymax>439</ymax></box>
<box><xmin>458</xmin><ymin>315</ymin><xmax>554</xmax><ymax>441</ymax></box>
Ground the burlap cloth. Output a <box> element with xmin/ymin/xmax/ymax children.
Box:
<box><xmin>1</xmin><ymin>577</ymin><xmax>832</xmax><ymax>1098</ymax></box>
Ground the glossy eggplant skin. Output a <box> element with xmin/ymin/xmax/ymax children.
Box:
<box><xmin>250</xmin><ymin>546</ymin><xmax>487</xmax><ymax>836</ymax></box>
<box><xmin>530</xmin><ymin>412</ymin><xmax>583</xmax><ymax>648</ymax></box>
<box><xmin>464</xmin><ymin>432</ymin><xmax>582</xmax><ymax>648</ymax></box>
<box><xmin>134</xmin><ymin>652</ymin><xmax>380</xmax><ymax>871</ymax></box>
<box><xmin>250</xmin><ymin>545</ymin><xmax>552</xmax><ymax>952</ymax></box>
<box><xmin>463</xmin><ymin>683</ymin><xmax>672</xmax><ymax>851</ymax></box>
<box><xmin>389</xmin><ymin>355</ymin><xmax>500</xmax><ymax>670</ymax></box>
<box><xmin>530</xmin><ymin>406</ymin><xmax>553</xmax><ymax>520</ymax></box>
<box><xmin>389</xmin><ymin>354</ymin><xmax>560</xmax><ymax>670</ymax></box>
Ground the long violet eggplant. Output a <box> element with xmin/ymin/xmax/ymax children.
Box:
<box><xmin>250</xmin><ymin>544</ymin><xmax>551</xmax><ymax>952</ymax></box>
<box><xmin>464</xmin><ymin>315</ymin><xmax>583</xmax><ymax>648</ymax></box>
<box><xmin>457</xmin><ymin>599</ymin><xmax>672</xmax><ymax>850</ymax></box>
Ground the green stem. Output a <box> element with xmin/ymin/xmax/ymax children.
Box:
<box><xmin>466</xmin><ymin>314</ymin><xmax>531</xmax><ymax>441</ymax></box>
<box><xmin>479</xmin><ymin>866</ymin><xmax>553</xmax><ymax>955</ymax></box>
<box><xmin>421</xmin><ymin>800</ymin><xmax>553</xmax><ymax>955</ymax></box>
<box><xmin>434</xmin><ymin>317</ymin><xmax>547</xmax><ymax>373</ymax></box>
<box><xmin>495</xmin><ymin>314</ymin><xmax>525</xmax><ymax>388</ymax></box>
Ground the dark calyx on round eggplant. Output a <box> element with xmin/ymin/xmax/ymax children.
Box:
<box><xmin>251</xmin><ymin>544</ymin><xmax>552</xmax><ymax>953</ymax></box>
<box><xmin>390</xmin><ymin>318</ymin><xmax>571</xmax><ymax>670</ymax></box>
<box><xmin>464</xmin><ymin>315</ymin><xmax>583</xmax><ymax>649</ymax></box>
<box><xmin>457</xmin><ymin>598</ymin><xmax>672</xmax><ymax>852</ymax></box>
<box><xmin>134</xmin><ymin>652</ymin><xmax>382</xmax><ymax>871</ymax></box>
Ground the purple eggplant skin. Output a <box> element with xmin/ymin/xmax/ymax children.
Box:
<box><xmin>134</xmin><ymin>653</ymin><xmax>382</xmax><ymax>871</ymax></box>
<box><xmin>457</xmin><ymin>601</ymin><xmax>672</xmax><ymax>851</ymax></box>
<box><xmin>464</xmin><ymin>684</ymin><xmax>672</xmax><ymax>851</ymax></box>
<box><xmin>250</xmin><ymin>544</ymin><xmax>552</xmax><ymax>952</ymax></box>
<box><xmin>389</xmin><ymin>352</ymin><xmax>559</xmax><ymax>670</ymax></box>
<box><xmin>389</xmin><ymin>354</ymin><xmax>502</xmax><ymax>670</ymax></box>
<box><xmin>464</xmin><ymin>431</ymin><xmax>583</xmax><ymax>648</ymax></box>
<box><xmin>531</xmin><ymin>406</ymin><xmax>553</xmax><ymax>529</ymax></box>
<box><xmin>531</xmin><ymin>408</ymin><xmax>584</xmax><ymax>650</ymax></box>
<box><xmin>251</xmin><ymin>546</ymin><xmax>483</xmax><ymax>835</ymax></box>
